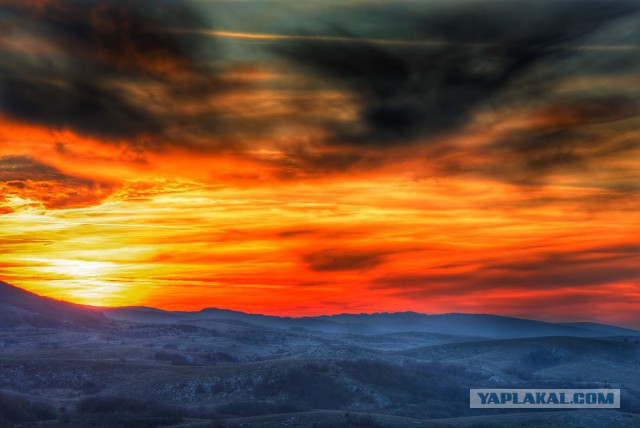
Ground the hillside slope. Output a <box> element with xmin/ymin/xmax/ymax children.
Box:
<box><xmin>0</xmin><ymin>281</ymin><xmax>106</xmax><ymax>329</ymax></box>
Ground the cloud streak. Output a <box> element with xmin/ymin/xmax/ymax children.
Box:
<box><xmin>372</xmin><ymin>243</ymin><xmax>639</xmax><ymax>297</ymax></box>
<box><xmin>303</xmin><ymin>249</ymin><xmax>388</xmax><ymax>272</ymax></box>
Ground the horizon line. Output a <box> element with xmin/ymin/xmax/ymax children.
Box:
<box><xmin>2</xmin><ymin>280</ymin><xmax>638</xmax><ymax>331</ymax></box>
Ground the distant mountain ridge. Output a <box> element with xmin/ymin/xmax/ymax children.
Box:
<box><xmin>103</xmin><ymin>304</ymin><xmax>640</xmax><ymax>339</ymax></box>
<box><xmin>1</xmin><ymin>281</ymin><xmax>638</xmax><ymax>338</ymax></box>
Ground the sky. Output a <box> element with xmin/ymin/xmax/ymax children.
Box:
<box><xmin>0</xmin><ymin>0</ymin><xmax>638</xmax><ymax>327</ymax></box>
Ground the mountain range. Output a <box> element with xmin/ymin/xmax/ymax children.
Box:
<box><xmin>2</xmin><ymin>280</ymin><xmax>637</xmax><ymax>338</ymax></box>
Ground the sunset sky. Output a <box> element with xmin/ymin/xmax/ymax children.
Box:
<box><xmin>0</xmin><ymin>0</ymin><xmax>638</xmax><ymax>327</ymax></box>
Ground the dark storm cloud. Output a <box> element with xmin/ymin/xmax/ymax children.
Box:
<box><xmin>276</xmin><ymin>0</ymin><xmax>638</xmax><ymax>147</ymax></box>
<box><xmin>0</xmin><ymin>0</ymin><xmax>234</xmax><ymax>146</ymax></box>
<box><xmin>372</xmin><ymin>244</ymin><xmax>639</xmax><ymax>297</ymax></box>
<box><xmin>0</xmin><ymin>0</ymin><xmax>637</xmax><ymax>184</ymax></box>
<box><xmin>303</xmin><ymin>249</ymin><xmax>388</xmax><ymax>272</ymax></box>
<box><xmin>271</xmin><ymin>0</ymin><xmax>640</xmax><ymax>187</ymax></box>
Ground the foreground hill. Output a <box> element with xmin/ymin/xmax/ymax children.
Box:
<box><xmin>0</xmin><ymin>281</ymin><xmax>106</xmax><ymax>329</ymax></box>
<box><xmin>220</xmin><ymin>409</ymin><xmax>640</xmax><ymax>428</ymax></box>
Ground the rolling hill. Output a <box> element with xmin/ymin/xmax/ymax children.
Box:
<box><xmin>0</xmin><ymin>281</ymin><xmax>106</xmax><ymax>329</ymax></box>
<box><xmin>103</xmin><ymin>305</ymin><xmax>640</xmax><ymax>339</ymax></box>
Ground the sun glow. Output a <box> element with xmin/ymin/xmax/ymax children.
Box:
<box><xmin>0</xmin><ymin>169</ymin><xmax>637</xmax><ymax>326</ymax></box>
<box><xmin>12</xmin><ymin>258</ymin><xmax>134</xmax><ymax>306</ymax></box>
<box><xmin>34</xmin><ymin>259</ymin><xmax>116</xmax><ymax>278</ymax></box>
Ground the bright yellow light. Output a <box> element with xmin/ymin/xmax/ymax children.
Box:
<box><xmin>16</xmin><ymin>258</ymin><xmax>128</xmax><ymax>306</ymax></box>
<box><xmin>36</xmin><ymin>259</ymin><xmax>114</xmax><ymax>278</ymax></box>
